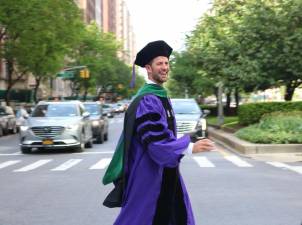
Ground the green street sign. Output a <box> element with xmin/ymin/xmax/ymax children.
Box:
<box><xmin>57</xmin><ymin>71</ymin><xmax>75</xmax><ymax>79</ymax></box>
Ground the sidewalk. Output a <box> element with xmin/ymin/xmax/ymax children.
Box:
<box><xmin>208</xmin><ymin>126</ymin><xmax>302</xmax><ymax>163</ymax></box>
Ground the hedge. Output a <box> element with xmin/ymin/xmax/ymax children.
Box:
<box><xmin>238</xmin><ymin>101</ymin><xmax>302</xmax><ymax>125</ymax></box>
<box><xmin>235</xmin><ymin>111</ymin><xmax>302</xmax><ymax>144</ymax></box>
<box><xmin>200</xmin><ymin>105</ymin><xmax>237</xmax><ymax>117</ymax></box>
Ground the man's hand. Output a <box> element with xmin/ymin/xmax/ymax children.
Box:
<box><xmin>192</xmin><ymin>138</ymin><xmax>215</xmax><ymax>154</ymax></box>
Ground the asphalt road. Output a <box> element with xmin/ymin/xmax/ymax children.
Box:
<box><xmin>0</xmin><ymin>114</ymin><xmax>301</xmax><ymax>225</ymax></box>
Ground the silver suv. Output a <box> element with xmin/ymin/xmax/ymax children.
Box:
<box><xmin>171</xmin><ymin>98</ymin><xmax>210</xmax><ymax>140</ymax></box>
<box><xmin>19</xmin><ymin>101</ymin><xmax>93</xmax><ymax>153</ymax></box>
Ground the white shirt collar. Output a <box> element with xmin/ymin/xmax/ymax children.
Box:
<box><xmin>146</xmin><ymin>79</ymin><xmax>157</xmax><ymax>85</ymax></box>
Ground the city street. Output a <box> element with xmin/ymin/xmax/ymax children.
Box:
<box><xmin>0</xmin><ymin>115</ymin><xmax>301</xmax><ymax>225</ymax></box>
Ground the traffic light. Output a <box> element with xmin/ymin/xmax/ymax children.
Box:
<box><xmin>85</xmin><ymin>69</ymin><xmax>90</xmax><ymax>78</ymax></box>
<box><xmin>80</xmin><ymin>69</ymin><xmax>89</xmax><ymax>79</ymax></box>
<box><xmin>80</xmin><ymin>70</ymin><xmax>85</xmax><ymax>78</ymax></box>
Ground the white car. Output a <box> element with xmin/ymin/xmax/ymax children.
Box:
<box><xmin>171</xmin><ymin>98</ymin><xmax>210</xmax><ymax>141</ymax></box>
<box><xmin>19</xmin><ymin>101</ymin><xmax>93</xmax><ymax>153</ymax></box>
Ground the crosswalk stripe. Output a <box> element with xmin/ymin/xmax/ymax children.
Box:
<box><xmin>14</xmin><ymin>159</ymin><xmax>52</xmax><ymax>172</ymax></box>
<box><xmin>224</xmin><ymin>155</ymin><xmax>253</xmax><ymax>167</ymax></box>
<box><xmin>193</xmin><ymin>156</ymin><xmax>215</xmax><ymax>167</ymax></box>
<box><xmin>0</xmin><ymin>160</ymin><xmax>21</xmax><ymax>169</ymax></box>
<box><xmin>51</xmin><ymin>159</ymin><xmax>83</xmax><ymax>171</ymax></box>
<box><xmin>89</xmin><ymin>158</ymin><xmax>111</xmax><ymax>170</ymax></box>
<box><xmin>266</xmin><ymin>162</ymin><xmax>302</xmax><ymax>175</ymax></box>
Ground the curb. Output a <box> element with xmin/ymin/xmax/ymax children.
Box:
<box><xmin>208</xmin><ymin>126</ymin><xmax>302</xmax><ymax>156</ymax></box>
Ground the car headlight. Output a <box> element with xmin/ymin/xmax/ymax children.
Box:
<box><xmin>20</xmin><ymin>126</ymin><xmax>29</xmax><ymax>132</ymax></box>
<box><xmin>196</xmin><ymin>118</ymin><xmax>207</xmax><ymax>130</ymax></box>
<box><xmin>92</xmin><ymin>120</ymin><xmax>99</xmax><ymax>126</ymax></box>
<box><xmin>66</xmin><ymin>124</ymin><xmax>79</xmax><ymax>130</ymax></box>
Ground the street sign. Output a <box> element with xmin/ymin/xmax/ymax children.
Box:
<box><xmin>57</xmin><ymin>71</ymin><xmax>74</xmax><ymax>79</ymax></box>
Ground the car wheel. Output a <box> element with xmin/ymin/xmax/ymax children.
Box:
<box><xmin>104</xmin><ymin>132</ymin><xmax>108</xmax><ymax>141</ymax></box>
<box><xmin>75</xmin><ymin>134</ymin><xmax>85</xmax><ymax>152</ymax></box>
<box><xmin>21</xmin><ymin>146</ymin><xmax>32</xmax><ymax>154</ymax></box>
<box><xmin>96</xmin><ymin>130</ymin><xmax>104</xmax><ymax>144</ymax></box>
<box><xmin>11</xmin><ymin>124</ymin><xmax>17</xmax><ymax>134</ymax></box>
<box><xmin>85</xmin><ymin>138</ymin><xmax>93</xmax><ymax>148</ymax></box>
<box><xmin>0</xmin><ymin>127</ymin><xmax>3</xmax><ymax>137</ymax></box>
<box><xmin>3</xmin><ymin>124</ymin><xmax>9</xmax><ymax>135</ymax></box>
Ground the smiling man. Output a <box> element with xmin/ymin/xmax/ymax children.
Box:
<box><xmin>103</xmin><ymin>40</ymin><xmax>214</xmax><ymax>225</ymax></box>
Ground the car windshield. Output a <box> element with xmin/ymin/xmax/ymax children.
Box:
<box><xmin>84</xmin><ymin>104</ymin><xmax>100</xmax><ymax>115</ymax></box>
<box><xmin>171</xmin><ymin>100</ymin><xmax>201</xmax><ymax>114</ymax></box>
<box><xmin>103</xmin><ymin>104</ymin><xmax>111</xmax><ymax>109</ymax></box>
<box><xmin>32</xmin><ymin>104</ymin><xmax>79</xmax><ymax>117</ymax></box>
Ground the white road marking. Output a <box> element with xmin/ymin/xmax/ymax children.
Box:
<box><xmin>193</xmin><ymin>156</ymin><xmax>215</xmax><ymax>167</ymax></box>
<box><xmin>51</xmin><ymin>159</ymin><xmax>83</xmax><ymax>171</ymax></box>
<box><xmin>267</xmin><ymin>162</ymin><xmax>302</xmax><ymax>175</ymax></box>
<box><xmin>89</xmin><ymin>158</ymin><xmax>111</xmax><ymax>170</ymax></box>
<box><xmin>0</xmin><ymin>153</ymin><xmax>22</xmax><ymax>156</ymax></box>
<box><xmin>224</xmin><ymin>155</ymin><xmax>253</xmax><ymax>167</ymax></box>
<box><xmin>0</xmin><ymin>160</ymin><xmax>21</xmax><ymax>169</ymax></box>
<box><xmin>14</xmin><ymin>159</ymin><xmax>52</xmax><ymax>172</ymax></box>
<box><xmin>73</xmin><ymin>151</ymin><xmax>114</xmax><ymax>155</ymax></box>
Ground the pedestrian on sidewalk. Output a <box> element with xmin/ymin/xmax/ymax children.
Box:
<box><xmin>103</xmin><ymin>40</ymin><xmax>215</xmax><ymax>225</ymax></box>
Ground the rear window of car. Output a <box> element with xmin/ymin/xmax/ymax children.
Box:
<box><xmin>32</xmin><ymin>104</ymin><xmax>79</xmax><ymax>117</ymax></box>
<box><xmin>171</xmin><ymin>100</ymin><xmax>201</xmax><ymax>114</ymax></box>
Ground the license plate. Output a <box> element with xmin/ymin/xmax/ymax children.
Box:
<box><xmin>42</xmin><ymin>139</ymin><xmax>53</xmax><ymax>145</ymax></box>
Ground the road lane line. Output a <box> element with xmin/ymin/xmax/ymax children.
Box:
<box><xmin>267</xmin><ymin>162</ymin><xmax>302</xmax><ymax>175</ymax></box>
<box><xmin>72</xmin><ymin>151</ymin><xmax>114</xmax><ymax>155</ymax></box>
<box><xmin>14</xmin><ymin>159</ymin><xmax>52</xmax><ymax>172</ymax></box>
<box><xmin>51</xmin><ymin>159</ymin><xmax>83</xmax><ymax>171</ymax></box>
<box><xmin>89</xmin><ymin>158</ymin><xmax>111</xmax><ymax>170</ymax></box>
<box><xmin>0</xmin><ymin>160</ymin><xmax>21</xmax><ymax>169</ymax></box>
<box><xmin>224</xmin><ymin>155</ymin><xmax>253</xmax><ymax>167</ymax></box>
<box><xmin>0</xmin><ymin>153</ymin><xmax>22</xmax><ymax>156</ymax></box>
<box><xmin>193</xmin><ymin>156</ymin><xmax>215</xmax><ymax>167</ymax></box>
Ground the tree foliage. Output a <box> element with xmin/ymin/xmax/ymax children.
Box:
<box><xmin>173</xmin><ymin>0</ymin><xmax>302</xmax><ymax>102</ymax></box>
<box><xmin>0</xmin><ymin>0</ymin><xmax>84</xmax><ymax>104</ymax></box>
<box><xmin>70</xmin><ymin>23</ymin><xmax>136</xmax><ymax>99</ymax></box>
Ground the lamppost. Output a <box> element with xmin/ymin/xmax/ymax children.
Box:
<box><xmin>216</xmin><ymin>81</ymin><xmax>224</xmax><ymax>127</ymax></box>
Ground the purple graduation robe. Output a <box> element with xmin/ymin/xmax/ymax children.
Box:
<box><xmin>113</xmin><ymin>94</ymin><xmax>195</xmax><ymax>225</ymax></box>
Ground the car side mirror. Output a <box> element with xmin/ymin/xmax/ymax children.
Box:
<box><xmin>83</xmin><ymin>112</ymin><xmax>90</xmax><ymax>118</ymax></box>
<box><xmin>24</xmin><ymin>114</ymin><xmax>29</xmax><ymax>119</ymax></box>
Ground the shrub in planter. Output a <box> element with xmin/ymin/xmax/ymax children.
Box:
<box><xmin>235</xmin><ymin>111</ymin><xmax>302</xmax><ymax>144</ymax></box>
<box><xmin>238</xmin><ymin>101</ymin><xmax>302</xmax><ymax>125</ymax></box>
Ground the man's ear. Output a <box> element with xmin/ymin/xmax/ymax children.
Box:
<box><xmin>145</xmin><ymin>64</ymin><xmax>152</xmax><ymax>73</ymax></box>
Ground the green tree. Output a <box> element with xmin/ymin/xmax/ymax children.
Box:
<box><xmin>0</xmin><ymin>0</ymin><xmax>84</xmax><ymax>104</ymax></box>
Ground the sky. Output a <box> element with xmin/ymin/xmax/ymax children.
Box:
<box><xmin>126</xmin><ymin>0</ymin><xmax>213</xmax><ymax>52</ymax></box>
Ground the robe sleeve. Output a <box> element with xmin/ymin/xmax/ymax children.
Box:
<box><xmin>135</xmin><ymin>94</ymin><xmax>190</xmax><ymax>167</ymax></box>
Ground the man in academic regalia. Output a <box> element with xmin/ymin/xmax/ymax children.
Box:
<box><xmin>103</xmin><ymin>40</ymin><xmax>215</xmax><ymax>225</ymax></box>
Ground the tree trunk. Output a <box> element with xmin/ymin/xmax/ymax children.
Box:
<box><xmin>225</xmin><ymin>90</ymin><xmax>232</xmax><ymax>116</ymax></box>
<box><xmin>284</xmin><ymin>81</ymin><xmax>301</xmax><ymax>101</ymax></box>
<box><xmin>4</xmin><ymin>59</ymin><xmax>27</xmax><ymax>106</ymax></box>
<box><xmin>33</xmin><ymin>77</ymin><xmax>41</xmax><ymax>103</ymax></box>
<box><xmin>4</xmin><ymin>60</ymin><xmax>14</xmax><ymax>106</ymax></box>
<box><xmin>234</xmin><ymin>87</ymin><xmax>240</xmax><ymax>109</ymax></box>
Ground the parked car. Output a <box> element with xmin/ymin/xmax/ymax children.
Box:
<box><xmin>83</xmin><ymin>102</ymin><xmax>109</xmax><ymax>144</ymax></box>
<box><xmin>15</xmin><ymin>105</ymin><xmax>30</xmax><ymax>132</ymax></box>
<box><xmin>19</xmin><ymin>101</ymin><xmax>93</xmax><ymax>153</ymax></box>
<box><xmin>170</xmin><ymin>98</ymin><xmax>210</xmax><ymax>141</ymax></box>
<box><xmin>0</xmin><ymin>106</ymin><xmax>17</xmax><ymax>135</ymax></box>
<box><xmin>0</xmin><ymin>117</ymin><xmax>5</xmax><ymax>136</ymax></box>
